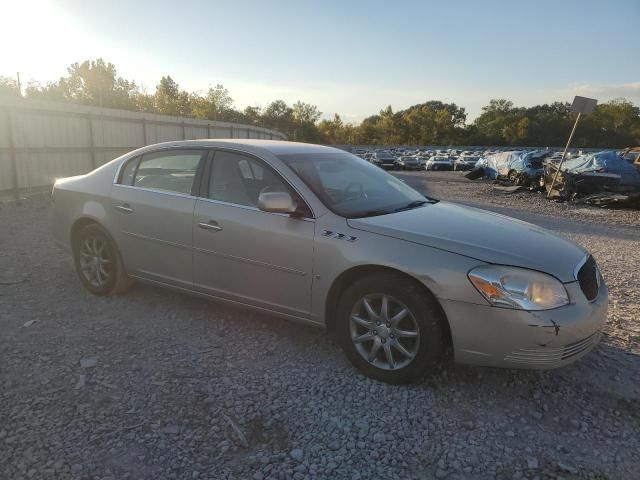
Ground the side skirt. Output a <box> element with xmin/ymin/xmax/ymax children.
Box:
<box><xmin>129</xmin><ymin>274</ymin><xmax>326</xmax><ymax>329</ymax></box>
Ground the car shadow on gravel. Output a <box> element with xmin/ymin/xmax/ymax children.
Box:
<box><xmin>132</xmin><ymin>281</ymin><xmax>638</xmax><ymax>407</ymax></box>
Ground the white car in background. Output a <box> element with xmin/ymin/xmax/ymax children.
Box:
<box><xmin>425</xmin><ymin>156</ymin><xmax>453</xmax><ymax>171</ymax></box>
<box><xmin>454</xmin><ymin>156</ymin><xmax>481</xmax><ymax>171</ymax></box>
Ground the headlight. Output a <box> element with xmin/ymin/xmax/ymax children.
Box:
<box><xmin>468</xmin><ymin>265</ymin><xmax>569</xmax><ymax>310</ymax></box>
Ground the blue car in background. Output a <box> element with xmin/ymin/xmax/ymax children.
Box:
<box><xmin>476</xmin><ymin>150</ymin><xmax>550</xmax><ymax>187</ymax></box>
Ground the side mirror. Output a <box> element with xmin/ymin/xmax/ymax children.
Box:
<box><xmin>258</xmin><ymin>191</ymin><xmax>297</xmax><ymax>214</ymax></box>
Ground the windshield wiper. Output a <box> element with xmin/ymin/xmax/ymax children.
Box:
<box><xmin>392</xmin><ymin>200</ymin><xmax>429</xmax><ymax>212</ymax></box>
<box><xmin>352</xmin><ymin>208</ymin><xmax>393</xmax><ymax>218</ymax></box>
<box><xmin>352</xmin><ymin>198</ymin><xmax>438</xmax><ymax>218</ymax></box>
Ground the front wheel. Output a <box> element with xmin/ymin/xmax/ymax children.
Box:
<box><xmin>73</xmin><ymin>224</ymin><xmax>133</xmax><ymax>295</ymax></box>
<box><xmin>336</xmin><ymin>273</ymin><xmax>447</xmax><ymax>383</ymax></box>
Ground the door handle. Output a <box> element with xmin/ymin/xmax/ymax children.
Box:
<box><xmin>198</xmin><ymin>221</ymin><xmax>223</xmax><ymax>232</ymax></box>
<box><xmin>115</xmin><ymin>204</ymin><xmax>133</xmax><ymax>213</ymax></box>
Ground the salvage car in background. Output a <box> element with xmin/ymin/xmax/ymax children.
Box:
<box><xmin>370</xmin><ymin>151</ymin><xmax>398</xmax><ymax>170</ymax></box>
<box><xmin>542</xmin><ymin>150</ymin><xmax>640</xmax><ymax>197</ymax></box>
<box><xmin>52</xmin><ymin>140</ymin><xmax>607</xmax><ymax>383</ymax></box>
<box><xmin>476</xmin><ymin>150</ymin><xmax>549</xmax><ymax>186</ymax></box>
<box><xmin>453</xmin><ymin>155</ymin><xmax>480</xmax><ymax>171</ymax></box>
<box><xmin>425</xmin><ymin>155</ymin><xmax>453</xmax><ymax>171</ymax></box>
<box><xmin>396</xmin><ymin>156</ymin><xmax>424</xmax><ymax>170</ymax></box>
<box><xmin>621</xmin><ymin>147</ymin><xmax>640</xmax><ymax>167</ymax></box>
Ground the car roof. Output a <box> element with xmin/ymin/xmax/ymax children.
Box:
<box><xmin>135</xmin><ymin>139</ymin><xmax>343</xmax><ymax>157</ymax></box>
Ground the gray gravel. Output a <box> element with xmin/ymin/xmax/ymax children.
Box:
<box><xmin>1</xmin><ymin>180</ymin><xmax>639</xmax><ymax>480</ymax></box>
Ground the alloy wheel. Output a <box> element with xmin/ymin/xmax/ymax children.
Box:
<box><xmin>78</xmin><ymin>237</ymin><xmax>112</xmax><ymax>288</ymax></box>
<box><xmin>349</xmin><ymin>294</ymin><xmax>420</xmax><ymax>371</ymax></box>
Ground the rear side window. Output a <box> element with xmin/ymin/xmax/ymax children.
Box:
<box><xmin>130</xmin><ymin>150</ymin><xmax>203</xmax><ymax>195</ymax></box>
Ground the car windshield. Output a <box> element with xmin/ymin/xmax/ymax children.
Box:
<box><xmin>279</xmin><ymin>152</ymin><xmax>429</xmax><ymax>218</ymax></box>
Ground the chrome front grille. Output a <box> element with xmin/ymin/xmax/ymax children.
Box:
<box><xmin>505</xmin><ymin>332</ymin><xmax>600</xmax><ymax>367</ymax></box>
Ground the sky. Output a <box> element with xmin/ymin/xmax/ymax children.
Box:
<box><xmin>1</xmin><ymin>0</ymin><xmax>639</xmax><ymax>122</ymax></box>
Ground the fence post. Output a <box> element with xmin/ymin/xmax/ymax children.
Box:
<box><xmin>5</xmin><ymin>108</ymin><xmax>20</xmax><ymax>201</ymax></box>
<box><xmin>230</xmin><ymin>126</ymin><xmax>234</xmax><ymax>138</ymax></box>
<box><xmin>181</xmin><ymin>121</ymin><xmax>186</xmax><ymax>140</ymax></box>
<box><xmin>142</xmin><ymin>117</ymin><xmax>148</xmax><ymax>146</ymax></box>
<box><xmin>207</xmin><ymin>123</ymin><xmax>211</xmax><ymax>139</ymax></box>
<box><xmin>87</xmin><ymin>115</ymin><xmax>97</xmax><ymax>169</ymax></box>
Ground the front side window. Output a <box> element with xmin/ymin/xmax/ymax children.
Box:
<box><xmin>208</xmin><ymin>151</ymin><xmax>294</xmax><ymax>209</ymax></box>
<box><xmin>131</xmin><ymin>150</ymin><xmax>202</xmax><ymax>195</ymax></box>
<box><xmin>279</xmin><ymin>152</ymin><xmax>428</xmax><ymax>218</ymax></box>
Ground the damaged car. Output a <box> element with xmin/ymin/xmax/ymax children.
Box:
<box><xmin>475</xmin><ymin>150</ymin><xmax>550</xmax><ymax>187</ymax></box>
<box><xmin>542</xmin><ymin>150</ymin><xmax>640</xmax><ymax>199</ymax></box>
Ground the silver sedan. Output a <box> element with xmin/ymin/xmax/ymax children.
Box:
<box><xmin>51</xmin><ymin>140</ymin><xmax>607</xmax><ymax>383</ymax></box>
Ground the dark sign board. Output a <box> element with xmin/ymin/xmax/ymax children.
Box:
<box><xmin>571</xmin><ymin>96</ymin><xmax>597</xmax><ymax>115</ymax></box>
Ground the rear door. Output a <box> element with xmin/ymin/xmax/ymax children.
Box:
<box><xmin>110</xmin><ymin>148</ymin><xmax>207</xmax><ymax>288</ymax></box>
<box><xmin>192</xmin><ymin>149</ymin><xmax>315</xmax><ymax>318</ymax></box>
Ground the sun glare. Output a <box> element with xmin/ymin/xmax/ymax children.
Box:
<box><xmin>0</xmin><ymin>0</ymin><xmax>92</xmax><ymax>83</ymax></box>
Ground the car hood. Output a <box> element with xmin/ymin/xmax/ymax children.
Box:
<box><xmin>347</xmin><ymin>201</ymin><xmax>586</xmax><ymax>282</ymax></box>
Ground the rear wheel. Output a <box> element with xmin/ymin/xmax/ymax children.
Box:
<box><xmin>73</xmin><ymin>224</ymin><xmax>133</xmax><ymax>295</ymax></box>
<box><xmin>336</xmin><ymin>273</ymin><xmax>447</xmax><ymax>384</ymax></box>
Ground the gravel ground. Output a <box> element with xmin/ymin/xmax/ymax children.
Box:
<box><xmin>1</xmin><ymin>176</ymin><xmax>639</xmax><ymax>480</ymax></box>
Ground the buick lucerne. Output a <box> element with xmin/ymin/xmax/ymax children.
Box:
<box><xmin>52</xmin><ymin>140</ymin><xmax>607</xmax><ymax>383</ymax></box>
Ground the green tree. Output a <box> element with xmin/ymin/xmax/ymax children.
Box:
<box><xmin>0</xmin><ymin>76</ymin><xmax>20</xmax><ymax>96</ymax></box>
<box><xmin>263</xmin><ymin>100</ymin><xmax>294</xmax><ymax>134</ymax></box>
<box><xmin>243</xmin><ymin>105</ymin><xmax>263</xmax><ymax>125</ymax></box>
<box><xmin>154</xmin><ymin>76</ymin><xmax>190</xmax><ymax>116</ymax></box>
<box><xmin>191</xmin><ymin>84</ymin><xmax>234</xmax><ymax>121</ymax></box>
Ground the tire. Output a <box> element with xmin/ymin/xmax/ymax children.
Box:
<box><xmin>508</xmin><ymin>170</ymin><xmax>520</xmax><ymax>185</ymax></box>
<box><xmin>73</xmin><ymin>223</ymin><xmax>133</xmax><ymax>295</ymax></box>
<box><xmin>336</xmin><ymin>273</ymin><xmax>447</xmax><ymax>384</ymax></box>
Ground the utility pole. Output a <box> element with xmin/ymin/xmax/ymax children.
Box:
<box><xmin>547</xmin><ymin>96</ymin><xmax>597</xmax><ymax>198</ymax></box>
<box><xmin>16</xmin><ymin>72</ymin><xmax>22</xmax><ymax>97</ymax></box>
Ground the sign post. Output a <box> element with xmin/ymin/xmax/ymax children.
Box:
<box><xmin>547</xmin><ymin>96</ymin><xmax>597</xmax><ymax>198</ymax></box>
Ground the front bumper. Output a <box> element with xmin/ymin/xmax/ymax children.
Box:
<box><xmin>440</xmin><ymin>281</ymin><xmax>608</xmax><ymax>369</ymax></box>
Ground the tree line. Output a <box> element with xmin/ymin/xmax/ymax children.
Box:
<box><xmin>1</xmin><ymin>59</ymin><xmax>638</xmax><ymax>148</ymax></box>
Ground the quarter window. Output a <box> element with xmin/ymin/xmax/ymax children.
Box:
<box><xmin>131</xmin><ymin>150</ymin><xmax>203</xmax><ymax>195</ymax></box>
<box><xmin>119</xmin><ymin>156</ymin><xmax>139</xmax><ymax>186</ymax></box>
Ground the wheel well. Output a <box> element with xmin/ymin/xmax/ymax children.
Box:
<box><xmin>324</xmin><ymin>265</ymin><xmax>452</xmax><ymax>348</ymax></box>
<box><xmin>70</xmin><ymin>218</ymin><xmax>100</xmax><ymax>250</ymax></box>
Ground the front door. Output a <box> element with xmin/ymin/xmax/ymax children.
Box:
<box><xmin>193</xmin><ymin>149</ymin><xmax>315</xmax><ymax>317</ymax></box>
<box><xmin>110</xmin><ymin>148</ymin><xmax>206</xmax><ymax>288</ymax></box>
